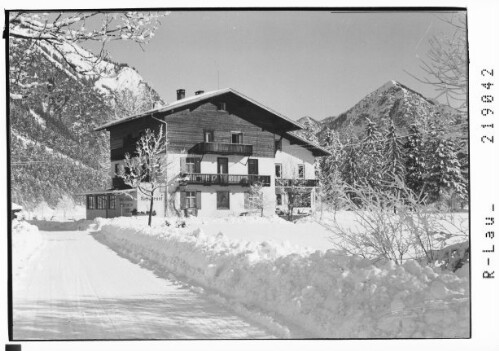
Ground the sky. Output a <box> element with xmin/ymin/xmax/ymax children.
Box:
<box><xmin>87</xmin><ymin>10</ymin><xmax>466</xmax><ymax>121</ymax></box>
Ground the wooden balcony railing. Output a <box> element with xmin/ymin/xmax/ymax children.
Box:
<box><xmin>191</xmin><ymin>142</ymin><xmax>253</xmax><ymax>156</ymax></box>
<box><xmin>183</xmin><ymin>173</ymin><xmax>270</xmax><ymax>187</ymax></box>
<box><xmin>275</xmin><ymin>178</ymin><xmax>319</xmax><ymax>187</ymax></box>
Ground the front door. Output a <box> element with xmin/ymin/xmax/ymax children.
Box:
<box><xmin>217</xmin><ymin>157</ymin><xmax>229</xmax><ymax>185</ymax></box>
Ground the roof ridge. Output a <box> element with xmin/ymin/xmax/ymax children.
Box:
<box><xmin>94</xmin><ymin>88</ymin><xmax>303</xmax><ymax>132</ymax></box>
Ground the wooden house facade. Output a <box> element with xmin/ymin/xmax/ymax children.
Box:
<box><xmin>85</xmin><ymin>88</ymin><xmax>330</xmax><ymax>219</ymax></box>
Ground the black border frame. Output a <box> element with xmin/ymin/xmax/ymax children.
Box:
<box><xmin>5</xmin><ymin>6</ymin><xmax>471</xmax><ymax>342</ymax></box>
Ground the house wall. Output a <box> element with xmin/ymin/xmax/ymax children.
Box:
<box><xmin>108</xmin><ymin>102</ymin><xmax>276</xmax><ymax>159</ymax></box>
<box><xmin>105</xmin><ymin>100</ymin><xmax>319</xmax><ymax>218</ymax></box>
<box><xmin>274</xmin><ymin>137</ymin><xmax>316</xmax><ymax>179</ymax></box>
<box><xmin>167</xmin><ymin>153</ymin><xmax>275</xmax><ymax>217</ymax></box>
<box><xmin>172</xmin><ymin>185</ymin><xmax>275</xmax><ymax>217</ymax></box>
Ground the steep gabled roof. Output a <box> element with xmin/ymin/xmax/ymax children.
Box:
<box><xmin>284</xmin><ymin>131</ymin><xmax>331</xmax><ymax>157</ymax></box>
<box><xmin>94</xmin><ymin>88</ymin><xmax>305</xmax><ymax>132</ymax></box>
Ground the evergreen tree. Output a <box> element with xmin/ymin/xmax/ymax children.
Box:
<box><xmin>359</xmin><ymin>118</ymin><xmax>384</xmax><ymax>189</ymax></box>
<box><xmin>404</xmin><ymin>124</ymin><xmax>426</xmax><ymax>199</ymax></box>
<box><xmin>382</xmin><ymin>121</ymin><xmax>406</xmax><ymax>184</ymax></box>
<box><xmin>317</xmin><ymin>130</ymin><xmax>344</xmax><ymax>213</ymax></box>
<box><xmin>341</xmin><ymin>134</ymin><xmax>362</xmax><ymax>187</ymax></box>
<box><xmin>425</xmin><ymin>125</ymin><xmax>467</xmax><ymax>204</ymax></box>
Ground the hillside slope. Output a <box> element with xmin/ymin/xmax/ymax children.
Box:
<box><xmin>9</xmin><ymin>37</ymin><xmax>164</xmax><ymax>209</ymax></box>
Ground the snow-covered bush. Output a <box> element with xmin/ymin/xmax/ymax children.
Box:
<box><xmin>94</xmin><ymin>218</ymin><xmax>469</xmax><ymax>338</ymax></box>
<box><xmin>331</xmin><ymin>181</ymin><xmax>468</xmax><ymax>265</ymax></box>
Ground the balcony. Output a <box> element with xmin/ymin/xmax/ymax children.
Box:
<box><xmin>275</xmin><ymin>178</ymin><xmax>319</xmax><ymax>187</ymax></box>
<box><xmin>182</xmin><ymin>173</ymin><xmax>271</xmax><ymax>187</ymax></box>
<box><xmin>191</xmin><ymin>142</ymin><xmax>253</xmax><ymax>156</ymax></box>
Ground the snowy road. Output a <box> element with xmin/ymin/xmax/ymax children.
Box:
<box><xmin>13</xmin><ymin>230</ymin><xmax>275</xmax><ymax>340</ymax></box>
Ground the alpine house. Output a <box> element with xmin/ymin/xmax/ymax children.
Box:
<box><xmin>84</xmin><ymin>88</ymin><xmax>330</xmax><ymax>219</ymax></box>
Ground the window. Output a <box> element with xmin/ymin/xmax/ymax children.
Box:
<box><xmin>96</xmin><ymin>195</ymin><xmax>108</xmax><ymax>210</ymax></box>
<box><xmin>87</xmin><ymin>195</ymin><xmax>95</xmax><ymax>209</ymax></box>
<box><xmin>186</xmin><ymin>191</ymin><xmax>197</xmax><ymax>208</ymax></box>
<box><xmin>217</xmin><ymin>191</ymin><xmax>230</xmax><ymax>210</ymax></box>
<box><xmin>181</xmin><ymin>191</ymin><xmax>201</xmax><ymax>209</ymax></box>
<box><xmin>276</xmin><ymin>194</ymin><xmax>282</xmax><ymax>206</ymax></box>
<box><xmin>186</xmin><ymin>157</ymin><xmax>201</xmax><ymax>173</ymax></box>
<box><xmin>109</xmin><ymin>195</ymin><xmax>116</xmax><ymax>209</ymax></box>
<box><xmin>298</xmin><ymin>164</ymin><xmax>305</xmax><ymax>179</ymax></box>
<box><xmin>231</xmin><ymin>132</ymin><xmax>243</xmax><ymax>144</ymax></box>
<box><xmin>248</xmin><ymin>159</ymin><xmax>259</xmax><ymax>175</ymax></box>
<box><xmin>218</xmin><ymin>102</ymin><xmax>227</xmax><ymax>111</ymax></box>
<box><xmin>114</xmin><ymin>163</ymin><xmax>119</xmax><ymax>175</ymax></box>
<box><xmin>204</xmin><ymin>130</ymin><xmax>214</xmax><ymax>142</ymax></box>
<box><xmin>275</xmin><ymin>164</ymin><xmax>282</xmax><ymax>178</ymax></box>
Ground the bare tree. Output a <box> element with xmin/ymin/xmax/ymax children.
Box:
<box><xmin>407</xmin><ymin>13</ymin><xmax>467</xmax><ymax>112</ymax></box>
<box><xmin>9</xmin><ymin>11</ymin><xmax>167</xmax><ymax>94</ymax></box>
<box><xmin>283</xmin><ymin>179</ymin><xmax>312</xmax><ymax>221</ymax></box>
<box><xmin>330</xmin><ymin>179</ymin><xmax>466</xmax><ymax>265</ymax></box>
<box><xmin>118</xmin><ymin>126</ymin><xmax>169</xmax><ymax>226</ymax></box>
<box><xmin>247</xmin><ymin>182</ymin><xmax>265</xmax><ymax>217</ymax></box>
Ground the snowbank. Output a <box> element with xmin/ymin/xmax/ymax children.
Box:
<box><xmin>12</xmin><ymin>220</ymin><xmax>44</xmax><ymax>279</ymax></box>
<box><xmin>94</xmin><ymin>217</ymin><xmax>469</xmax><ymax>338</ymax></box>
<box><xmin>27</xmin><ymin>219</ymin><xmax>94</xmax><ymax>231</ymax></box>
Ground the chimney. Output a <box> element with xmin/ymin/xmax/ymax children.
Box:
<box><xmin>195</xmin><ymin>90</ymin><xmax>205</xmax><ymax>95</ymax></box>
<box><xmin>176</xmin><ymin>89</ymin><xmax>185</xmax><ymax>100</ymax></box>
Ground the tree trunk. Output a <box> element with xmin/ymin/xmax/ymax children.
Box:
<box><xmin>148</xmin><ymin>193</ymin><xmax>154</xmax><ymax>227</ymax></box>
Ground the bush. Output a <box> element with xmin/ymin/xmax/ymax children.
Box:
<box><xmin>329</xmin><ymin>179</ymin><xmax>468</xmax><ymax>266</ymax></box>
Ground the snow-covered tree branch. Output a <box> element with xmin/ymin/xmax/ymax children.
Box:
<box><xmin>407</xmin><ymin>13</ymin><xmax>467</xmax><ymax>112</ymax></box>
<box><xmin>118</xmin><ymin>126</ymin><xmax>169</xmax><ymax>226</ymax></box>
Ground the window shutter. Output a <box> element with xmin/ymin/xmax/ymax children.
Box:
<box><xmin>196</xmin><ymin>191</ymin><xmax>201</xmax><ymax>209</ymax></box>
<box><xmin>194</xmin><ymin>158</ymin><xmax>201</xmax><ymax>173</ymax></box>
<box><xmin>244</xmin><ymin>192</ymin><xmax>249</xmax><ymax>210</ymax></box>
<box><xmin>180</xmin><ymin>191</ymin><xmax>186</xmax><ymax>209</ymax></box>
<box><xmin>180</xmin><ymin>157</ymin><xmax>187</xmax><ymax>174</ymax></box>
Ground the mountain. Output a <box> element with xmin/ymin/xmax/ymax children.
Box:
<box><xmin>297</xmin><ymin>116</ymin><xmax>322</xmax><ymax>133</ymax></box>
<box><xmin>295</xmin><ymin>80</ymin><xmax>467</xmax><ymax>172</ymax></box>
<box><xmin>9</xmin><ymin>37</ymin><xmax>164</xmax><ymax>210</ymax></box>
<box><xmin>293</xmin><ymin>116</ymin><xmax>322</xmax><ymax>143</ymax></box>
<box><xmin>318</xmin><ymin>80</ymin><xmax>465</xmax><ymax>139</ymax></box>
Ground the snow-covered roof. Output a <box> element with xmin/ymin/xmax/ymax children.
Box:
<box><xmin>94</xmin><ymin>88</ymin><xmax>304</xmax><ymax>132</ymax></box>
<box><xmin>285</xmin><ymin>132</ymin><xmax>331</xmax><ymax>157</ymax></box>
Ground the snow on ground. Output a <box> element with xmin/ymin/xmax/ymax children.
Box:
<box><xmin>13</xmin><ymin>229</ymin><xmax>278</xmax><ymax>339</ymax></box>
<box><xmin>26</xmin><ymin>219</ymin><xmax>94</xmax><ymax>231</ymax></box>
<box><xmin>22</xmin><ymin>202</ymin><xmax>86</xmax><ymax>221</ymax></box>
<box><xmin>95</xmin><ymin>215</ymin><xmax>470</xmax><ymax>338</ymax></box>
<box><xmin>12</xmin><ymin>220</ymin><xmax>44</xmax><ymax>281</ymax></box>
<box><xmin>185</xmin><ymin>215</ymin><xmax>332</xmax><ymax>252</ymax></box>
